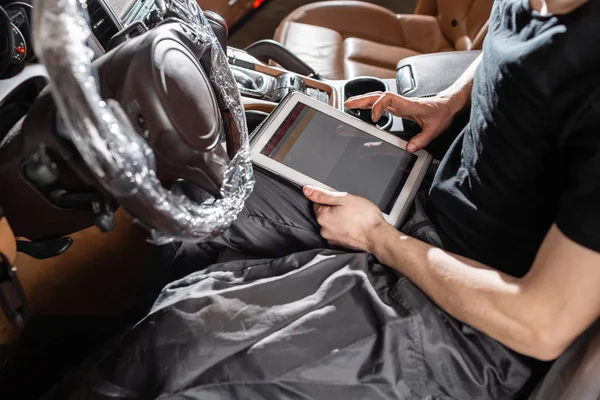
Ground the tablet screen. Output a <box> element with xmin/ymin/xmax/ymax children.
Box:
<box><xmin>261</xmin><ymin>103</ymin><xmax>417</xmax><ymax>213</ymax></box>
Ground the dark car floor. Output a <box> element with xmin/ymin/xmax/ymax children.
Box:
<box><xmin>230</xmin><ymin>0</ymin><xmax>418</xmax><ymax>48</ymax></box>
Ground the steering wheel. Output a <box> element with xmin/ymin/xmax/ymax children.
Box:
<box><xmin>5</xmin><ymin>0</ymin><xmax>253</xmax><ymax>243</ymax></box>
<box><xmin>0</xmin><ymin>6</ymin><xmax>15</xmax><ymax>78</ymax></box>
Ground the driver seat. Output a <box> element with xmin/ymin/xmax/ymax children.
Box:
<box><xmin>273</xmin><ymin>0</ymin><xmax>493</xmax><ymax>80</ymax></box>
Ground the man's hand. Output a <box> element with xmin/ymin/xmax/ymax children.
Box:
<box><xmin>302</xmin><ymin>186</ymin><xmax>387</xmax><ymax>252</ymax></box>
<box><xmin>344</xmin><ymin>55</ymin><xmax>481</xmax><ymax>153</ymax></box>
<box><xmin>344</xmin><ymin>92</ymin><xmax>459</xmax><ymax>153</ymax></box>
<box><xmin>303</xmin><ymin>188</ymin><xmax>600</xmax><ymax>361</ymax></box>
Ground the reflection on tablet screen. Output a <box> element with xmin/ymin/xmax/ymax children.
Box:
<box><xmin>261</xmin><ymin>103</ymin><xmax>417</xmax><ymax>213</ymax></box>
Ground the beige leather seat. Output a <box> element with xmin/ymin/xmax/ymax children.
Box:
<box><xmin>274</xmin><ymin>0</ymin><xmax>493</xmax><ymax>80</ymax></box>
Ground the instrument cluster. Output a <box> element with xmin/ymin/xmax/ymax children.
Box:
<box><xmin>0</xmin><ymin>2</ymin><xmax>34</xmax><ymax>79</ymax></box>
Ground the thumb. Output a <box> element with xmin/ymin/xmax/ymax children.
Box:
<box><xmin>406</xmin><ymin>127</ymin><xmax>438</xmax><ymax>153</ymax></box>
<box><xmin>303</xmin><ymin>186</ymin><xmax>347</xmax><ymax>206</ymax></box>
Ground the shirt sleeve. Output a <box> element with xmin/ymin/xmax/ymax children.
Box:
<box><xmin>555</xmin><ymin>100</ymin><xmax>600</xmax><ymax>253</ymax></box>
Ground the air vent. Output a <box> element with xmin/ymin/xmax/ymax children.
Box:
<box><xmin>86</xmin><ymin>0</ymin><xmax>120</xmax><ymax>49</ymax></box>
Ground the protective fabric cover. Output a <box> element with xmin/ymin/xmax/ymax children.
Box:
<box><xmin>44</xmin><ymin>250</ymin><xmax>533</xmax><ymax>399</ymax></box>
<box><xmin>32</xmin><ymin>0</ymin><xmax>253</xmax><ymax>244</ymax></box>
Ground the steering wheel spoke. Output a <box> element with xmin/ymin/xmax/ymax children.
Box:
<box><xmin>14</xmin><ymin>0</ymin><xmax>254</xmax><ymax>243</ymax></box>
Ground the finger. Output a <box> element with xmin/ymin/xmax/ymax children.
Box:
<box><xmin>303</xmin><ymin>186</ymin><xmax>347</xmax><ymax>206</ymax></box>
<box><xmin>344</xmin><ymin>92</ymin><xmax>383</xmax><ymax>110</ymax></box>
<box><xmin>370</xmin><ymin>92</ymin><xmax>394</xmax><ymax>122</ymax></box>
<box><xmin>344</xmin><ymin>91</ymin><xmax>383</xmax><ymax>104</ymax></box>
<box><xmin>386</xmin><ymin>106</ymin><xmax>415</xmax><ymax>117</ymax></box>
<box><xmin>373</xmin><ymin>94</ymin><xmax>421</xmax><ymax>121</ymax></box>
<box><xmin>406</xmin><ymin>128</ymin><xmax>436</xmax><ymax>153</ymax></box>
<box><xmin>371</xmin><ymin>92</ymin><xmax>416</xmax><ymax>122</ymax></box>
<box><xmin>313</xmin><ymin>203</ymin><xmax>327</xmax><ymax>216</ymax></box>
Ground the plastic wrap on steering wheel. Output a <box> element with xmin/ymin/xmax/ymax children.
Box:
<box><xmin>31</xmin><ymin>0</ymin><xmax>254</xmax><ymax>244</ymax></box>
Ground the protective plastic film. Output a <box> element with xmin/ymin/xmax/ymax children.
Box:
<box><xmin>32</xmin><ymin>0</ymin><xmax>254</xmax><ymax>243</ymax></box>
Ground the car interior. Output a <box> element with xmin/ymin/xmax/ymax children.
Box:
<box><xmin>0</xmin><ymin>0</ymin><xmax>599</xmax><ymax>398</ymax></box>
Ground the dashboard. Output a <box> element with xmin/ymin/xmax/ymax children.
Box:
<box><xmin>0</xmin><ymin>0</ymin><xmax>123</xmax><ymax>80</ymax></box>
<box><xmin>0</xmin><ymin>0</ymin><xmax>185</xmax><ymax>140</ymax></box>
<box><xmin>0</xmin><ymin>0</ymin><xmax>265</xmax><ymax>79</ymax></box>
<box><xmin>7</xmin><ymin>7</ymin><xmax>28</xmax><ymax>64</ymax></box>
<box><xmin>0</xmin><ymin>2</ymin><xmax>33</xmax><ymax>79</ymax></box>
<box><xmin>0</xmin><ymin>0</ymin><xmax>248</xmax><ymax>140</ymax></box>
<box><xmin>120</xmin><ymin>0</ymin><xmax>265</xmax><ymax>28</ymax></box>
<box><xmin>0</xmin><ymin>1</ymin><xmax>100</xmax><ymax>145</ymax></box>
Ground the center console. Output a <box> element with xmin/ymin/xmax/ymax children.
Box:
<box><xmin>230</xmin><ymin>65</ymin><xmax>329</xmax><ymax>104</ymax></box>
<box><xmin>342</xmin><ymin>77</ymin><xmax>392</xmax><ymax>131</ymax></box>
<box><xmin>227</xmin><ymin>47</ymin><xmax>338</xmax><ymax>114</ymax></box>
<box><xmin>228</xmin><ymin>45</ymin><xmax>480</xmax><ymax>157</ymax></box>
<box><xmin>228</xmin><ymin>46</ymin><xmax>407</xmax><ymax>135</ymax></box>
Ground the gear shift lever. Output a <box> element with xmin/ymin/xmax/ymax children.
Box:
<box><xmin>232</xmin><ymin>68</ymin><xmax>258</xmax><ymax>90</ymax></box>
<box><xmin>244</xmin><ymin>40</ymin><xmax>322</xmax><ymax>79</ymax></box>
<box><xmin>154</xmin><ymin>0</ymin><xmax>167</xmax><ymax>14</ymax></box>
<box><xmin>231</xmin><ymin>65</ymin><xmax>274</xmax><ymax>98</ymax></box>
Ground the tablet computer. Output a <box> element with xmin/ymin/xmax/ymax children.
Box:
<box><xmin>250</xmin><ymin>92</ymin><xmax>432</xmax><ymax>227</ymax></box>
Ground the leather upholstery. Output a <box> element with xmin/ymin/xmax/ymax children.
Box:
<box><xmin>279</xmin><ymin>22</ymin><xmax>345</xmax><ymax>80</ymax></box>
<box><xmin>274</xmin><ymin>0</ymin><xmax>493</xmax><ymax>80</ymax></box>
<box><xmin>0</xmin><ymin>218</ymin><xmax>18</xmax><ymax>343</ymax></box>
<box><xmin>436</xmin><ymin>0</ymin><xmax>494</xmax><ymax>51</ymax></box>
<box><xmin>414</xmin><ymin>0</ymin><xmax>438</xmax><ymax>16</ymax></box>
<box><xmin>396</xmin><ymin>51</ymin><xmax>482</xmax><ymax>98</ymax></box>
<box><xmin>197</xmin><ymin>0</ymin><xmax>255</xmax><ymax>27</ymax></box>
<box><xmin>0</xmin><ymin>218</ymin><xmax>16</xmax><ymax>265</ymax></box>
<box><xmin>344</xmin><ymin>38</ymin><xmax>419</xmax><ymax>79</ymax></box>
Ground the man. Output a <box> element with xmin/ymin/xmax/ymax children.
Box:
<box><xmin>36</xmin><ymin>0</ymin><xmax>600</xmax><ymax>398</ymax></box>
<box><xmin>202</xmin><ymin>0</ymin><xmax>600</xmax><ymax>361</ymax></box>
<box><xmin>304</xmin><ymin>0</ymin><xmax>600</xmax><ymax>358</ymax></box>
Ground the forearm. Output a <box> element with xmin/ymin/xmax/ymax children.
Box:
<box><xmin>368</xmin><ymin>222</ymin><xmax>552</xmax><ymax>359</ymax></box>
<box><xmin>437</xmin><ymin>54</ymin><xmax>481</xmax><ymax>115</ymax></box>
<box><xmin>307</xmin><ymin>185</ymin><xmax>599</xmax><ymax>361</ymax></box>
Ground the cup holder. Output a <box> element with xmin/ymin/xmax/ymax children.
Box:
<box><xmin>343</xmin><ymin>77</ymin><xmax>392</xmax><ymax>131</ymax></box>
<box><xmin>246</xmin><ymin>110</ymin><xmax>270</xmax><ymax>138</ymax></box>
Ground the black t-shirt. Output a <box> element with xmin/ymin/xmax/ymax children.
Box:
<box><xmin>428</xmin><ymin>0</ymin><xmax>600</xmax><ymax>277</ymax></box>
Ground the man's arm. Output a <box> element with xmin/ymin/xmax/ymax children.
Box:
<box><xmin>436</xmin><ymin>53</ymin><xmax>481</xmax><ymax>112</ymax></box>
<box><xmin>303</xmin><ymin>187</ymin><xmax>600</xmax><ymax>361</ymax></box>
<box><xmin>344</xmin><ymin>54</ymin><xmax>482</xmax><ymax>153</ymax></box>
<box><xmin>369</xmin><ymin>223</ymin><xmax>600</xmax><ymax>361</ymax></box>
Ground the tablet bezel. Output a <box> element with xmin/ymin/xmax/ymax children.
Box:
<box><xmin>250</xmin><ymin>92</ymin><xmax>432</xmax><ymax>227</ymax></box>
